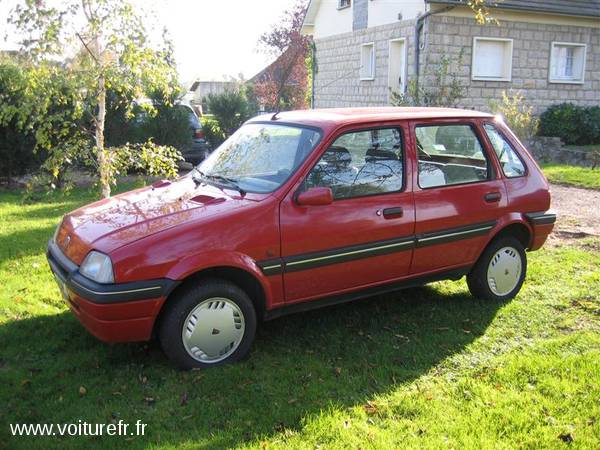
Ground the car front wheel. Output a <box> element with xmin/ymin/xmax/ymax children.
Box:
<box><xmin>159</xmin><ymin>278</ymin><xmax>257</xmax><ymax>369</ymax></box>
<box><xmin>467</xmin><ymin>236</ymin><xmax>527</xmax><ymax>301</ymax></box>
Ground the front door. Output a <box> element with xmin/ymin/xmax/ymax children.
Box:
<box><xmin>280</xmin><ymin>125</ymin><xmax>415</xmax><ymax>303</ymax></box>
<box><xmin>410</xmin><ymin>120</ymin><xmax>507</xmax><ymax>274</ymax></box>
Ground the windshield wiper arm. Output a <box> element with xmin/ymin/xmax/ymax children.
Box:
<box><xmin>204</xmin><ymin>173</ymin><xmax>246</xmax><ymax>196</ymax></box>
<box><xmin>191</xmin><ymin>167</ymin><xmax>205</xmax><ymax>186</ymax></box>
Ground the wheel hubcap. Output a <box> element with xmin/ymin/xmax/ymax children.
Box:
<box><xmin>487</xmin><ymin>246</ymin><xmax>522</xmax><ymax>296</ymax></box>
<box><xmin>182</xmin><ymin>297</ymin><xmax>245</xmax><ymax>363</ymax></box>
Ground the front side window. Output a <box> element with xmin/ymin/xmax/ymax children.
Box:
<box><xmin>306</xmin><ymin>128</ymin><xmax>403</xmax><ymax>200</ymax></box>
<box><xmin>198</xmin><ymin>123</ymin><xmax>321</xmax><ymax>193</ymax></box>
<box><xmin>550</xmin><ymin>42</ymin><xmax>586</xmax><ymax>83</ymax></box>
<box><xmin>483</xmin><ymin>124</ymin><xmax>526</xmax><ymax>178</ymax></box>
<box><xmin>416</xmin><ymin>124</ymin><xmax>490</xmax><ymax>188</ymax></box>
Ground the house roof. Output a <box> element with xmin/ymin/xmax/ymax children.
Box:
<box><xmin>247</xmin><ymin>107</ymin><xmax>493</xmax><ymax>129</ymax></box>
<box><xmin>427</xmin><ymin>0</ymin><xmax>600</xmax><ymax>18</ymax></box>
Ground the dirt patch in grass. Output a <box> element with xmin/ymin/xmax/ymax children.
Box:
<box><xmin>546</xmin><ymin>183</ymin><xmax>600</xmax><ymax>247</ymax></box>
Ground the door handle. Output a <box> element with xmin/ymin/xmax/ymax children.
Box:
<box><xmin>382</xmin><ymin>207</ymin><xmax>403</xmax><ymax>219</ymax></box>
<box><xmin>484</xmin><ymin>192</ymin><xmax>502</xmax><ymax>203</ymax></box>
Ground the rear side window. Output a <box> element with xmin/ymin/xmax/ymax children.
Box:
<box><xmin>415</xmin><ymin>124</ymin><xmax>490</xmax><ymax>188</ymax></box>
<box><xmin>306</xmin><ymin>128</ymin><xmax>404</xmax><ymax>199</ymax></box>
<box><xmin>483</xmin><ymin>124</ymin><xmax>526</xmax><ymax>178</ymax></box>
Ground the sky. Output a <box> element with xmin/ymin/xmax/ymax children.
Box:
<box><xmin>0</xmin><ymin>0</ymin><xmax>298</xmax><ymax>85</ymax></box>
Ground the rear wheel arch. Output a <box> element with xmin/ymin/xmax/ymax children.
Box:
<box><xmin>491</xmin><ymin>222</ymin><xmax>532</xmax><ymax>250</ymax></box>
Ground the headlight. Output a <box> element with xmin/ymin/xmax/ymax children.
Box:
<box><xmin>79</xmin><ymin>251</ymin><xmax>114</xmax><ymax>284</ymax></box>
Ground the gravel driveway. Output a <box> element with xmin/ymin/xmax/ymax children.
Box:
<box><xmin>547</xmin><ymin>183</ymin><xmax>600</xmax><ymax>245</ymax></box>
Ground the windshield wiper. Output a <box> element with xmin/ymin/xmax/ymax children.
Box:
<box><xmin>204</xmin><ymin>174</ymin><xmax>246</xmax><ymax>196</ymax></box>
<box><xmin>191</xmin><ymin>167</ymin><xmax>211</xmax><ymax>187</ymax></box>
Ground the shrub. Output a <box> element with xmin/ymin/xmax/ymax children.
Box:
<box><xmin>489</xmin><ymin>90</ymin><xmax>538</xmax><ymax>141</ymax></box>
<box><xmin>205</xmin><ymin>87</ymin><xmax>253</xmax><ymax>137</ymax></box>
<box><xmin>538</xmin><ymin>103</ymin><xmax>600</xmax><ymax>145</ymax></box>
<box><xmin>201</xmin><ymin>116</ymin><xmax>226</xmax><ymax>149</ymax></box>
<box><xmin>0</xmin><ymin>60</ymin><xmax>46</xmax><ymax>184</ymax></box>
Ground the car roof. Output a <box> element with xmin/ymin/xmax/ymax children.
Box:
<box><xmin>247</xmin><ymin>107</ymin><xmax>493</xmax><ymax>129</ymax></box>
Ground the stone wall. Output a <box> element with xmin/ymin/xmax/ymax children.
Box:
<box><xmin>424</xmin><ymin>15</ymin><xmax>600</xmax><ymax>114</ymax></box>
<box><xmin>312</xmin><ymin>14</ymin><xmax>599</xmax><ymax>113</ymax></box>
<box><xmin>313</xmin><ymin>19</ymin><xmax>416</xmax><ymax>108</ymax></box>
<box><xmin>524</xmin><ymin>137</ymin><xmax>598</xmax><ymax>167</ymax></box>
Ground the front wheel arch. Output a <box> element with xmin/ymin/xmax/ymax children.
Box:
<box><xmin>153</xmin><ymin>266</ymin><xmax>267</xmax><ymax>340</ymax></box>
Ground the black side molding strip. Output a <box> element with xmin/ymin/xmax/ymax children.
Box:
<box><xmin>256</xmin><ymin>221</ymin><xmax>496</xmax><ymax>276</ymax></box>
<box><xmin>415</xmin><ymin>221</ymin><xmax>496</xmax><ymax>248</ymax></box>
<box><xmin>525</xmin><ymin>212</ymin><xmax>557</xmax><ymax>225</ymax></box>
<box><xmin>263</xmin><ymin>266</ymin><xmax>471</xmax><ymax>320</ymax></box>
<box><xmin>47</xmin><ymin>240</ymin><xmax>179</xmax><ymax>304</ymax></box>
<box><xmin>284</xmin><ymin>235</ymin><xmax>415</xmax><ymax>272</ymax></box>
<box><xmin>256</xmin><ymin>258</ymin><xmax>284</xmax><ymax>276</ymax></box>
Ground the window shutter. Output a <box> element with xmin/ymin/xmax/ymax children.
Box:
<box><xmin>475</xmin><ymin>41</ymin><xmax>504</xmax><ymax>78</ymax></box>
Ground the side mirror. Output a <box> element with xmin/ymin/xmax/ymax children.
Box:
<box><xmin>295</xmin><ymin>187</ymin><xmax>333</xmax><ymax>206</ymax></box>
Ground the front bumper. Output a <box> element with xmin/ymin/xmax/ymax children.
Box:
<box><xmin>46</xmin><ymin>240</ymin><xmax>178</xmax><ymax>342</ymax></box>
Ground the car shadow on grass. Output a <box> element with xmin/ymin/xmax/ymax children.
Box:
<box><xmin>0</xmin><ymin>285</ymin><xmax>505</xmax><ymax>450</ymax></box>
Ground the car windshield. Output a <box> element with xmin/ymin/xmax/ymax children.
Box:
<box><xmin>197</xmin><ymin>123</ymin><xmax>321</xmax><ymax>194</ymax></box>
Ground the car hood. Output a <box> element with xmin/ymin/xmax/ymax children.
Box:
<box><xmin>56</xmin><ymin>177</ymin><xmax>252</xmax><ymax>264</ymax></box>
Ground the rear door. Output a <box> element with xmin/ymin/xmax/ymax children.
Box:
<box><xmin>410</xmin><ymin>119</ymin><xmax>506</xmax><ymax>274</ymax></box>
<box><xmin>279</xmin><ymin>124</ymin><xmax>415</xmax><ymax>303</ymax></box>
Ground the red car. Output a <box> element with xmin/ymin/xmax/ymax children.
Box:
<box><xmin>47</xmin><ymin>108</ymin><xmax>555</xmax><ymax>369</ymax></box>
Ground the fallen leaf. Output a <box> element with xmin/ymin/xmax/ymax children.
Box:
<box><xmin>144</xmin><ymin>396</ymin><xmax>155</xmax><ymax>405</ymax></box>
<box><xmin>288</xmin><ymin>398</ymin><xmax>297</xmax><ymax>404</ymax></box>
<box><xmin>79</xmin><ymin>386</ymin><xmax>87</xmax><ymax>396</ymax></box>
<box><xmin>334</xmin><ymin>367</ymin><xmax>342</xmax><ymax>376</ymax></box>
<box><xmin>180</xmin><ymin>392</ymin><xmax>188</xmax><ymax>406</ymax></box>
<box><xmin>363</xmin><ymin>402</ymin><xmax>378</xmax><ymax>415</ymax></box>
<box><xmin>21</xmin><ymin>379</ymin><xmax>31</xmax><ymax>386</ymax></box>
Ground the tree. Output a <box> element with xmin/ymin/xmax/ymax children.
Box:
<box><xmin>255</xmin><ymin>0</ymin><xmax>310</xmax><ymax>111</ymax></box>
<box><xmin>8</xmin><ymin>0</ymin><xmax>182</xmax><ymax>197</ymax></box>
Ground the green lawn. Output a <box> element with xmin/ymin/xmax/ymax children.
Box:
<box><xmin>541</xmin><ymin>163</ymin><xmax>600</xmax><ymax>189</ymax></box>
<box><xmin>1</xmin><ymin>187</ymin><xmax>599</xmax><ymax>449</ymax></box>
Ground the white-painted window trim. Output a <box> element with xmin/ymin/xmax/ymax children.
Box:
<box><xmin>360</xmin><ymin>42</ymin><xmax>375</xmax><ymax>81</ymax></box>
<box><xmin>338</xmin><ymin>0</ymin><xmax>351</xmax><ymax>10</ymax></box>
<box><xmin>471</xmin><ymin>37</ymin><xmax>513</xmax><ymax>82</ymax></box>
<box><xmin>549</xmin><ymin>42</ymin><xmax>586</xmax><ymax>84</ymax></box>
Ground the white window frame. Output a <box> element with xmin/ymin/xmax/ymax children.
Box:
<box><xmin>360</xmin><ymin>42</ymin><xmax>375</xmax><ymax>81</ymax></box>
<box><xmin>338</xmin><ymin>0</ymin><xmax>351</xmax><ymax>10</ymax></box>
<box><xmin>471</xmin><ymin>37</ymin><xmax>513</xmax><ymax>82</ymax></box>
<box><xmin>549</xmin><ymin>42</ymin><xmax>586</xmax><ymax>84</ymax></box>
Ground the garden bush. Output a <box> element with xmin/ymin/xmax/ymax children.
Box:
<box><xmin>0</xmin><ymin>60</ymin><xmax>46</xmax><ymax>184</ymax></box>
<box><xmin>538</xmin><ymin>103</ymin><xmax>600</xmax><ymax>145</ymax></box>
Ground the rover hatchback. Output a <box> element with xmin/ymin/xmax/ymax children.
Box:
<box><xmin>47</xmin><ymin>107</ymin><xmax>556</xmax><ymax>369</ymax></box>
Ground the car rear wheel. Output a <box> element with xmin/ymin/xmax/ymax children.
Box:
<box><xmin>467</xmin><ymin>236</ymin><xmax>527</xmax><ymax>301</ymax></box>
<box><xmin>159</xmin><ymin>278</ymin><xmax>257</xmax><ymax>369</ymax></box>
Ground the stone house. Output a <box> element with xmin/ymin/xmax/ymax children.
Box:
<box><xmin>301</xmin><ymin>0</ymin><xmax>600</xmax><ymax>113</ymax></box>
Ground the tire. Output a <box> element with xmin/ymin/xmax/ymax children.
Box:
<box><xmin>467</xmin><ymin>236</ymin><xmax>527</xmax><ymax>301</ymax></box>
<box><xmin>159</xmin><ymin>278</ymin><xmax>257</xmax><ymax>369</ymax></box>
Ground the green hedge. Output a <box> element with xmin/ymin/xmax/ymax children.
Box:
<box><xmin>539</xmin><ymin>103</ymin><xmax>600</xmax><ymax>145</ymax></box>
